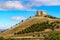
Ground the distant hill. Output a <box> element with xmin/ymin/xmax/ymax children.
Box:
<box><xmin>0</xmin><ymin>11</ymin><xmax>60</xmax><ymax>37</ymax></box>
<box><xmin>0</xmin><ymin>29</ymin><xmax>6</xmax><ymax>32</ymax></box>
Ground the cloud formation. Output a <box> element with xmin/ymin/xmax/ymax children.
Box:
<box><xmin>0</xmin><ymin>1</ymin><xmax>24</xmax><ymax>10</ymax></box>
<box><xmin>0</xmin><ymin>0</ymin><xmax>60</xmax><ymax>10</ymax></box>
<box><xmin>34</xmin><ymin>0</ymin><xmax>60</xmax><ymax>6</ymax></box>
<box><xmin>11</xmin><ymin>16</ymin><xmax>26</xmax><ymax>21</ymax></box>
<box><xmin>0</xmin><ymin>26</ymin><xmax>9</xmax><ymax>29</ymax></box>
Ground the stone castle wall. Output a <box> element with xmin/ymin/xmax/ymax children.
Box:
<box><xmin>36</xmin><ymin>11</ymin><xmax>47</xmax><ymax>16</ymax></box>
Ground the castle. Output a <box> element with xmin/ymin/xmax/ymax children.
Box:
<box><xmin>36</xmin><ymin>11</ymin><xmax>47</xmax><ymax>16</ymax></box>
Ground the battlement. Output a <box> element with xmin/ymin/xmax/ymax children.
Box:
<box><xmin>36</xmin><ymin>11</ymin><xmax>47</xmax><ymax>16</ymax></box>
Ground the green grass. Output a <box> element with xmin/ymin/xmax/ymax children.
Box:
<box><xmin>15</xmin><ymin>21</ymin><xmax>60</xmax><ymax>35</ymax></box>
<box><xmin>0</xmin><ymin>37</ymin><xmax>41</xmax><ymax>40</ymax></box>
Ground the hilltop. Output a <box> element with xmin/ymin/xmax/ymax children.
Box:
<box><xmin>0</xmin><ymin>11</ymin><xmax>60</xmax><ymax>38</ymax></box>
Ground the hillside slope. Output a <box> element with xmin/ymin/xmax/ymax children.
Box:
<box><xmin>0</xmin><ymin>16</ymin><xmax>60</xmax><ymax>37</ymax></box>
<box><xmin>0</xmin><ymin>11</ymin><xmax>60</xmax><ymax>37</ymax></box>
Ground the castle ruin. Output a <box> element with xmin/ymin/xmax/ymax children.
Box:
<box><xmin>36</xmin><ymin>11</ymin><xmax>47</xmax><ymax>16</ymax></box>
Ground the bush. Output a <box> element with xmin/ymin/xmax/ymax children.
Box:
<box><xmin>45</xmin><ymin>32</ymin><xmax>60</xmax><ymax>40</ymax></box>
<box><xmin>37</xmin><ymin>34</ymin><xmax>40</xmax><ymax>37</ymax></box>
<box><xmin>16</xmin><ymin>21</ymin><xmax>60</xmax><ymax>34</ymax></box>
<box><xmin>0</xmin><ymin>37</ymin><xmax>5</xmax><ymax>40</ymax></box>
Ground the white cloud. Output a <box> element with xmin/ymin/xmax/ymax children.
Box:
<box><xmin>33</xmin><ymin>0</ymin><xmax>60</xmax><ymax>6</ymax></box>
<box><xmin>0</xmin><ymin>26</ymin><xmax>9</xmax><ymax>29</ymax></box>
<box><xmin>11</xmin><ymin>16</ymin><xmax>26</xmax><ymax>21</ymax></box>
<box><xmin>25</xmin><ymin>0</ymin><xmax>60</xmax><ymax>7</ymax></box>
<box><xmin>0</xmin><ymin>1</ymin><xmax>24</xmax><ymax>10</ymax></box>
<box><xmin>0</xmin><ymin>0</ymin><xmax>60</xmax><ymax>10</ymax></box>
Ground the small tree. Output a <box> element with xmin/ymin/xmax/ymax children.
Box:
<box><xmin>33</xmin><ymin>35</ymin><xmax>35</xmax><ymax>37</ymax></box>
<box><xmin>29</xmin><ymin>16</ymin><xmax>31</xmax><ymax>18</ymax></box>
<box><xmin>21</xmin><ymin>20</ymin><xmax>23</xmax><ymax>22</ymax></box>
<box><xmin>37</xmin><ymin>34</ymin><xmax>40</xmax><ymax>37</ymax></box>
<box><xmin>14</xmin><ymin>33</ymin><xmax>16</xmax><ymax>35</ymax></box>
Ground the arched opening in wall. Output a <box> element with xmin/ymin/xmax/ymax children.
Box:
<box><xmin>41</xmin><ymin>11</ymin><xmax>43</xmax><ymax>15</ymax></box>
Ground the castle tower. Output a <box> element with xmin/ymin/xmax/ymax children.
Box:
<box><xmin>36</xmin><ymin>11</ymin><xmax>47</xmax><ymax>16</ymax></box>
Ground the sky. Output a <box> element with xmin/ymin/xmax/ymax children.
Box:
<box><xmin>0</xmin><ymin>0</ymin><xmax>60</xmax><ymax>29</ymax></box>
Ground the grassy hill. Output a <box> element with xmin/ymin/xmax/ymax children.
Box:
<box><xmin>16</xmin><ymin>21</ymin><xmax>56</xmax><ymax>34</ymax></box>
<box><xmin>0</xmin><ymin>11</ymin><xmax>60</xmax><ymax>37</ymax></box>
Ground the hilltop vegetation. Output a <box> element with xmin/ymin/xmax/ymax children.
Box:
<box><xmin>45</xmin><ymin>32</ymin><xmax>60</xmax><ymax>40</ymax></box>
<box><xmin>44</xmin><ymin>15</ymin><xmax>59</xmax><ymax>19</ymax></box>
<box><xmin>15</xmin><ymin>21</ymin><xmax>60</xmax><ymax>35</ymax></box>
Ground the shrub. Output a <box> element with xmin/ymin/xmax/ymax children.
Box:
<box><xmin>16</xmin><ymin>21</ymin><xmax>60</xmax><ymax>34</ymax></box>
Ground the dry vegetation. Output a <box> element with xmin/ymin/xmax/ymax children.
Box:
<box><xmin>0</xmin><ymin>14</ymin><xmax>60</xmax><ymax>40</ymax></box>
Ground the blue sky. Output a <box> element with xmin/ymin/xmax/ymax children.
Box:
<box><xmin>0</xmin><ymin>0</ymin><xmax>60</xmax><ymax>29</ymax></box>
